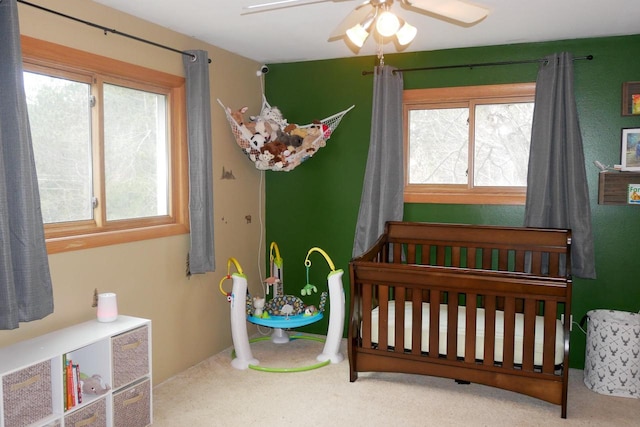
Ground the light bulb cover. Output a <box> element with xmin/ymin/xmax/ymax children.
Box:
<box><xmin>346</xmin><ymin>24</ymin><xmax>370</xmax><ymax>48</ymax></box>
<box><xmin>396</xmin><ymin>21</ymin><xmax>417</xmax><ymax>45</ymax></box>
<box><xmin>376</xmin><ymin>10</ymin><xmax>400</xmax><ymax>37</ymax></box>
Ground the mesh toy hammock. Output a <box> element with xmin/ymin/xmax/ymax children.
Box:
<box><xmin>218</xmin><ymin>95</ymin><xmax>354</xmax><ymax>172</ymax></box>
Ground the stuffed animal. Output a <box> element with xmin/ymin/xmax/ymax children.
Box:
<box><xmin>80</xmin><ymin>374</ymin><xmax>110</xmax><ymax>395</ymax></box>
<box><xmin>227</xmin><ymin>106</ymin><xmax>255</xmax><ymax>140</ymax></box>
<box><xmin>255</xmin><ymin>149</ymin><xmax>275</xmax><ymax>170</ymax></box>
<box><xmin>254</xmin><ymin>119</ymin><xmax>277</xmax><ymax>142</ymax></box>
<box><xmin>274</xmin><ymin>130</ymin><xmax>303</xmax><ymax>148</ymax></box>
<box><xmin>254</xmin><ymin>105</ymin><xmax>287</xmax><ymax>130</ymax></box>
<box><xmin>252</xmin><ymin>297</ymin><xmax>265</xmax><ymax>317</ymax></box>
<box><xmin>249</xmin><ymin>133</ymin><xmax>266</xmax><ymax>151</ymax></box>
<box><xmin>284</xmin><ymin>123</ymin><xmax>308</xmax><ymax>139</ymax></box>
<box><xmin>261</xmin><ymin>141</ymin><xmax>290</xmax><ymax>165</ymax></box>
<box><xmin>304</xmin><ymin>305</ymin><xmax>318</xmax><ymax>316</ymax></box>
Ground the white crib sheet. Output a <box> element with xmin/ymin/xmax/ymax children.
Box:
<box><xmin>369</xmin><ymin>301</ymin><xmax>564</xmax><ymax>365</ymax></box>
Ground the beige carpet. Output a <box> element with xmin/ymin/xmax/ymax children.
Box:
<box><xmin>152</xmin><ymin>334</ymin><xmax>637</xmax><ymax>426</ymax></box>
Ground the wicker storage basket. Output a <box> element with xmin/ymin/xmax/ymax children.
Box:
<box><xmin>112</xmin><ymin>326</ymin><xmax>149</xmax><ymax>390</ymax></box>
<box><xmin>64</xmin><ymin>398</ymin><xmax>107</xmax><ymax>427</ymax></box>
<box><xmin>2</xmin><ymin>360</ymin><xmax>53</xmax><ymax>427</ymax></box>
<box><xmin>112</xmin><ymin>379</ymin><xmax>151</xmax><ymax>427</ymax></box>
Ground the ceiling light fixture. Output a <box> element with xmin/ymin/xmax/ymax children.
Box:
<box><xmin>346</xmin><ymin>1</ymin><xmax>417</xmax><ymax>49</ymax></box>
<box><xmin>376</xmin><ymin>9</ymin><xmax>400</xmax><ymax>37</ymax></box>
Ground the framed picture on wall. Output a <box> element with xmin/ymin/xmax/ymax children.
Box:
<box><xmin>621</xmin><ymin>128</ymin><xmax>640</xmax><ymax>171</ymax></box>
<box><xmin>622</xmin><ymin>82</ymin><xmax>640</xmax><ymax>116</ymax></box>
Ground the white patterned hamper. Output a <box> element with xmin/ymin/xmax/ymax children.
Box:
<box><xmin>584</xmin><ymin>310</ymin><xmax>640</xmax><ymax>398</ymax></box>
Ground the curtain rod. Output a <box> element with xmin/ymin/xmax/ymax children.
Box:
<box><xmin>362</xmin><ymin>54</ymin><xmax>594</xmax><ymax>75</ymax></box>
<box><xmin>17</xmin><ymin>0</ymin><xmax>211</xmax><ymax>63</ymax></box>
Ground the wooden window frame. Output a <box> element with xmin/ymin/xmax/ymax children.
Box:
<box><xmin>403</xmin><ymin>82</ymin><xmax>536</xmax><ymax>205</ymax></box>
<box><xmin>21</xmin><ymin>36</ymin><xmax>189</xmax><ymax>254</ymax></box>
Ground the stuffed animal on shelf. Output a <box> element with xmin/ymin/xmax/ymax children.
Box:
<box><xmin>80</xmin><ymin>374</ymin><xmax>110</xmax><ymax>395</ymax></box>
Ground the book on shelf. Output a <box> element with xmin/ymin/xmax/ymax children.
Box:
<box><xmin>64</xmin><ymin>358</ymin><xmax>82</xmax><ymax>410</ymax></box>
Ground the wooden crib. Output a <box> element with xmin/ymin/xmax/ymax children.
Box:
<box><xmin>348</xmin><ymin>222</ymin><xmax>573</xmax><ymax>418</ymax></box>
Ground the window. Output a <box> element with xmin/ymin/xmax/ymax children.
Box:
<box><xmin>21</xmin><ymin>36</ymin><xmax>188</xmax><ymax>253</ymax></box>
<box><xmin>404</xmin><ymin>83</ymin><xmax>536</xmax><ymax>205</ymax></box>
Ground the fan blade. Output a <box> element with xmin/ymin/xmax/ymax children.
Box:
<box><xmin>405</xmin><ymin>0</ymin><xmax>489</xmax><ymax>24</ymax></box>
<box><xmin>328</xmin><ymin>2</ymin><xmax>374</xmax><ymax>39</ymax></box>
<box><xmin>242</xmin><ymin>0</ymin><xmax>349</xmax><ymax>15</ymax></box>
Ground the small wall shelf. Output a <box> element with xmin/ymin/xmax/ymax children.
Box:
<box><xmin>598</xmin><ymin>171</ymin><xmax>640</xmax><ymax>204</ymax></box>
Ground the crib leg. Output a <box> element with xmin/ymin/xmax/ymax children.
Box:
<box><xmin>454</xmin><ymin>379</ymin><xmax>470</xmax><ymax>385</ymax></box>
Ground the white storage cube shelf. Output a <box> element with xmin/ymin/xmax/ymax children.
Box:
<box><xmin>0</xmin><ymin>316</ymin><xmax>151</xmax><ymax>427</ymax></box>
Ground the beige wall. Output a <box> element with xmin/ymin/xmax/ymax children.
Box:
<box><xmin>0</xmin><ymin>0</ymin><xmax>265</xmax><ymax>385</ymax></box>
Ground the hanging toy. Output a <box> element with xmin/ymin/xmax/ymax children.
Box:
<box><xmin>301</xmin><ymin>258</ymin><xmax>318</xmax><ymax>296</ymax></box>
<box><xmin>219</xmin><ymin>257</ymin><xmax>244</xmax><ymax>303</ymax></box>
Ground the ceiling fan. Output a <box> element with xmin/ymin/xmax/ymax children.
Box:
<box><xmin>242</xmin><ymin>0</ymin><xmax>489</xmax><ymax>48</ymax></box>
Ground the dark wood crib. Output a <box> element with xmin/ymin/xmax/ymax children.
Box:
<box><xmin>348</xmin><ymin>221</ymin><xmax>573</xmax><ymax>418</ymax></box>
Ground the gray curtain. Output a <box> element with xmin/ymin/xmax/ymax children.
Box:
<box><xmin>0</xmin><ymin>0</ymin><xmax>54</xmax><ymax>330</ymax></box>
<box><xmin>352</xmin><ymin>66</ymin><xmax>404</xmax><ymax>258</ymax></box>
<box><xmin>524</xmin><ymin>52</ymin><xmax>596</xmax><ymax>279</ymax></box>
<box><xmin>183</xmin><ymin>50</ymin><xmax>215</xmax><ymax>274</ymax></box>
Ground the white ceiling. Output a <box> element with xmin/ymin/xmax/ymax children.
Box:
<box><xmin>92</xmin><ymin>0</ymin><xmax>640</xmax><ymax>64</ymax></box>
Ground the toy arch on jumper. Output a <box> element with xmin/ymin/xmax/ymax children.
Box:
<box><xmin>219</xmin><ymin>245</ymin><xmax>345</xmax><ymax>371</ymax></box>
<box><xmin>217</xmin><ymin>95</ymin><xmax>354</xmax><ymax>171</ymax></box>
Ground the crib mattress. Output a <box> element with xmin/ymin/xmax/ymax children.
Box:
<box><xmin>369</xmin><ymin>301</ymin><xmax>564</xmax><ymax>365</ymax></box>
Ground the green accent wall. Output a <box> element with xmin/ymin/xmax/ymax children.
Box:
<box><xmin>264</xmin><ymin>35</ymin><xmax>640</xmax><ymax>368</ymax></box>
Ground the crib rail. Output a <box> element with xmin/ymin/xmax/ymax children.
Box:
<box><xmin>357</xmin><ymin>221</ymin><xmax>571</xmax><ymax>278</ymax></box>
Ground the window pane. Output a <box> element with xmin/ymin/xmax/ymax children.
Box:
<box><xmin>24</xmin><ymin>72</ymin><xmax>93</xmax><ymax>223</ymax></box>
<box><xmin>474</xmin><ymin>103</ymin><xmax>533</xmax><ymax>187</ymax></box>
<box><xmin>408</xmin><ymin>108</ymin><xmax>468</xmax><ymax>184</ymax></box>
<box><xmin>104</xmin><ymin>84</ymin><xmax>168</xmax><ymax>221</ymax></box>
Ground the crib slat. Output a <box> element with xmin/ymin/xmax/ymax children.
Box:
<box><xmin>406</xmin><ymin>244</ymin><xmax>416</xmax><ymax>264</ymax></box>
<box><xmin>395</xmin><ymin>287</ymin><xmax>406</xmax><ymax>354</ymax></box>
<box><xmin>543</xmin><ymin>301</ymin><xmax>558</xmax><ymax>374</ymax></box>
<box><xmin>362</xmin><ymin>285</ymin><xmax>372</xmax><ymax>349</ymax></box>
<box><xmin>447</xmin><ymin>292</ymin><xmax>458</xmax><ymax>361</ymax></box>
<box><xmin>482</xmin><ymin>248</ymin><xmax>492</xmax><ymax>269</ymax></box>
<box><xmin>412</xmin><ymin>290</ymin><xmax>423</xmax><ymax>355</ymax></box>
<box><xmin>498</xmin><ymin>249</ymin><xmax>509</xmax><ymax>271</ymax></box>
<box><xmin>503</xmin><ymin>297</ymin><xmax>516</xmax><ymax>369</ymax></box>
<box><xmin>451</xmin><ymin>246</ymin><xmax>461</xmax><ymax>267</ymax></box>
<box><xmin>465</xmin><ymin>294</ymin><xmax>478</xmax><ymax>363</ymax></box>
<box><xmin>522</xmin><ymin>299</ymin><xmax>537</xmax><ymax>371</ymax></box>
<box><xmin>483</xmin><ymin>296</ymin><xmax>496</xmax><ymax>366</ymax></box>
<box><xmin>379</xmin><ymin>286</ymin><xmax>389</xmax><ymax>350</ymax></box>
<box><xmin>429</xmin><ymin>290</ymin><xmax>440</xmax><ymax>359</ymax></box>
<box><xmin>467</xmin><ymin>247</ymin><xmax>477</xmax><ymax>269</ymax></box>
<box><xmin>436</xmin><ymin>245</ymin><xmax>445</xmax><ymax>266</ymax></box>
